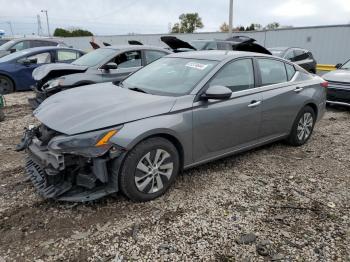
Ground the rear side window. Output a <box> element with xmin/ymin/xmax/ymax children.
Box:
<box><xmin>57</xmin><ymin>50</ymin><xmax>79</xmax><ymax>62</ymax></box>
<box><xmin>145</xmin><ymin>50</ymin><xmax>167</xmax><ymax>64</ymax></box>
<box><xmin>285</xmin><ymin>63</ymin><xmax>296</xmax><ymax>80</ymax></box>
<box><xmin>209</xmin><ymin>59</ymin><xmax>255</xmax><ymax>92</ymax></box>
<box><xmin>258</xmin><ymin>59</ymin><xmax>287</xmax><ymax>86</ymax></box>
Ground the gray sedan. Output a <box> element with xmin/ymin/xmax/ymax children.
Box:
<box><xmin>18</xmin><ymin>51</ymin><xmax>327</xmax><ymax>202</ymax></box>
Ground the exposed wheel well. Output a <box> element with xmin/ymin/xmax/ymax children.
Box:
<box><xmin>305</xmin><ymin>103</ymin><xmax>318</xmax><ymax>120</ymax></box>
<box><xmin>144</xmin><ymin>134</ymin><xmax>185</xmax><ymax>172</ymax></box>
<box><xmin>0</xmin><ymin>74</ymin><xmax>16</xmax><ymax>91</ymax></box>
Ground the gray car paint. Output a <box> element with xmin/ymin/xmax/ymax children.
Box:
<box><xmin>28</xmin><ymin>51</ymin><xmax>326</xmax><ymax>200</ymax></box>
<box><xmin>323</xmin><ymin>69</ymin><xmax>350</xmax><ymax>83</ymax></box>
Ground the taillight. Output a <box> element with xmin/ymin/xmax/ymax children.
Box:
<box><xmin>321</xmin><ymin>81</ymin><xmax>328</xmax><ymax>88</ymax></box>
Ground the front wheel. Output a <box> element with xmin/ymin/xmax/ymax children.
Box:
<box><xmin>287</xmin><ymin>106</ymin><xmax>316</xmax><ymax>146</ymax></box>
<box><xmin>118</xmin><ymin>137</ymin><xmax>180</xmax><ymax>202</ymax></box>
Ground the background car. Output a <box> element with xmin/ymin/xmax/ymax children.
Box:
<box><xmin>323</xmin><ymin>59</ymin><xmax>350</xmax><ymax>107</ymax></box>
<box><xmin>18</xmin><ymin>51</ymin><xmax>326</xmax><ymax>202</ymax></box>
<box><xmin>268</xmin><ymin>47</ymin><xmax>317</xmax><ymax>73</ymax></box>
<box><xmin>29</xmin><ymin>45</ymin><xmax>172</xmax><ymax>108</ymax></box>
<box><xmin>0</xmin><ymin>38</ymin><xmax>11</xmax><ymax>46</ymax></box>
<box><xmin>0</xmin><ymin>47</ymin><xmax>84</xmax><ymax>94</ymax></box>
<box><xmin>161</xmin><ymin>35</ymin><xmax>272</xmax><ymax>55</ymax></box>
<box><xmin>0</xmin><ymin>37</ymin><xmax>69</xmax><ymax>58</ymax></box>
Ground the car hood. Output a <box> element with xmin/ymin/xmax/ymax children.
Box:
<box><xmin>323</xmin><ymin>70</ymin><xmax>350</xmax><ymax>83</ymax></box>
<box><xmin>160</xmin><ymin>36</ymin><xmax>196</xmax><ymax>51</ymax></box>
<box><xmin>33</xmin><ymin>63</ymin><xmax>88</xmax><ymax>81</ymax></box>
<box><xmin>34</xmin><ymin>83</ymin><xmax>177</xmax><ymax>135</ymax></box>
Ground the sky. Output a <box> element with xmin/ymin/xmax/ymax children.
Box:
<box><xmin>0</xmin><ymin>0</ymin><xmax>349</xmax><ymax>36</ymax></box>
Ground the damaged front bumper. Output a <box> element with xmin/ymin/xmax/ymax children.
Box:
<box><xmin>20</xmin><ymin>126</ymin><xmax>126</xmax><ymax>202</ymax></box>
<box><xmin>28</xmin><ymin>85</ymin><xmax>49</xmax><ymax>109</ymax></box>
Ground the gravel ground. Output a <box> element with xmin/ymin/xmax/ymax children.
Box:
<box><xmin>0</xmin><ymin>92</ymin><xmax>349</xmax><ymax>262</ymax></box>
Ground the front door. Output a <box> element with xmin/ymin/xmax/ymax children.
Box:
<box><xmin>192</xmin><ymin>58</ymin><xmax>262</xmax><ymax>163</ymax></box>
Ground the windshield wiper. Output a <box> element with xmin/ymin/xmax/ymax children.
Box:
<box><xmin>128</xmin><ymin>87</ymin><xmax>149</xmax><ymax>94</ymax></box>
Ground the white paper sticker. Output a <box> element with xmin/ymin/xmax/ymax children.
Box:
<box><xmin>185</xmin><ymin>62</ymin><xmax>209</xmax><ymax>70</ymax></box>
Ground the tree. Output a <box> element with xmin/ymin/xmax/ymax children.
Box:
<box><xmin>53</xmin><ymin>27</ymin><xmax>93</xmax><ymax>37</ymax></box>
<box><xmin>265</xmin><ymin>22</ymin><xmax>280</xmax><ymax>30</ymax></box>
<box><xmin>238</xmin><ymin>26</ymin><xmax>245</xmax><ymax>31</ymax></box>
<box><xmin>220</xmin><ymin>22</ymin><xmax>229</xmax><ymax>32</ymax></box>
<box><xmin>171</xmin><ymin>13</ymin><xmax>204</xmax><ymax>33</ymax></box>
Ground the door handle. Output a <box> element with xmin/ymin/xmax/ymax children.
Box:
<box><xmin>248</xmin><ymin>100</ymin><xmax>261</xmax><ymax>108</ymax></box>
<box><xmin>294</xmin><ymin>87</ymin><xmax>304</xmax><ymax>93</ymax></box>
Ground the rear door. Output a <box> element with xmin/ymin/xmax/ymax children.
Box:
<box><xmin>256</xmin><ymin>58</ymin><xmax>306</xmax><ymax>140</ymax></box>
<box><xmin>192</xmin><ymin>58</ymin><xmax>262</xmax><ymax>163</ymax></box>
<box><xmin>102</xmin><ymin>50</ymin><xmax>142</xmax><ymax>84</ymax></box>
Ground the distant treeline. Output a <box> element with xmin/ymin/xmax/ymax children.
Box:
<box><xmin>53</xmin><ymin>28</ymin><xmax>93</xmax><ymax>37</ymax></box>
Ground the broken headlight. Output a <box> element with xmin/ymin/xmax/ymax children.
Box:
<box><xmin>47</xmin><ymin>126</ymin><xmax>123</xmax><ymax>157</ymax></box>
<box><xmin>43</xmin><ymin>78</ymin><xmax>65</xmax><ymax>91</ymax></box>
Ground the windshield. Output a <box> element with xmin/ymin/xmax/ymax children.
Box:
<box><xmin>122</xmin><ymin>57</ymin><xmax>218</xmax><ymax>96</ymax></box>
<box><xmin>190</xmin><ymin>41</ymin><xmax>210</xmax><ymax>50</ymax></box>
<box><xmin>0</xmin><ymin>39</ymin><xmax>16</xmax><ymax>50</ymax></box>
<box><xmin>0</xmin><ymin>49</ymin><xmax>32</xmax><ymax>63</ymax></box>
<box><xmin>341</xmin><ymin>60</ymin><xmax>350</xmax><ymax>70</ymax></box>
<box><xmin>72</xmin><ymin>48</ymin><xmax>117</xmax><ymax>67</ymax></box>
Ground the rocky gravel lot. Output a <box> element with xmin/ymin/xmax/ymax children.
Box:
<box><xmin>0</xmin><ymin>92</ymin><xmax>349</xmax><ymax>261</ymax></box>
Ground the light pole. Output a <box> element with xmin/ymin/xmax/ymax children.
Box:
<box><xmin>41</xmin><ymin>10</ymin><xmax>50</xmax><ymax>37</ymax></box>
<box><xmin>7</xmin><ymin>22</ymin><xmax>14</xmax><ymax>36</ymax></box>
<box><xmin>228</xmin><ymin>0</ymin><xmax>233</xmax><ymax>34</ymax></box>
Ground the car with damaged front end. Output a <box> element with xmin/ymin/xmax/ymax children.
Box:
<box><xmin>17</xmin><ymin>51</ymin><xmax>326</xmax><ymax>202</ymax></box>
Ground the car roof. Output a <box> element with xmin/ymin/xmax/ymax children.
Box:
<box><xmin>10</xmin><ymin>37</ymin><xmax>63</xmax><ymax>43</ymax></box>
<box><xmin>19</xmin><ymin>46</ymin><xmax>82</xmax><ymax>52</ymax></box>
<box><xmin>167</xmin><ymin>50</ymin><xmax>271</xmax><ymax>61</ymax></box>
<box><xmin>102</xmin><ymin>45</ymin><xmax>172</xmax><ymax>52</ymax></box>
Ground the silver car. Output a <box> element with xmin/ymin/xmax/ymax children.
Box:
<box><xmin>18</xmin><ymin>51</ymin><xmax>327</xmax><ymax>202</ymax></box>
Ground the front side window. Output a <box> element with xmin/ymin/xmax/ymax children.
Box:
<box><xmin>209</xmin><ymin>59</ymin><xmax>255</xmax><ymax>92</ymax></box>
<box><xmin>122</xmin><ymin>57</ymin><xmax>218</xmax><ymax>96</ymax></box>
<box><xmin>26</xmin><ymin>52</ymin><xmax>51</xmax><ymax>64</ymax></box>
<box><xmin>57</xmin><ymin>50</ymin><xmax>79</xmax><ymax>62</ymax></box>
<box><xmin>145</xmin><ymin>50</ymin><xmax>167</xmax><ymax>64</ymax></box>
<box><xmin>258</xmin><ymin>59</ymin><xmax>287</xmax><ymax>86</ymax></box>
<box><xmin>114</xmin><ymin>51</ymin><xmax>141</xmax><ymax>68</ymax></box>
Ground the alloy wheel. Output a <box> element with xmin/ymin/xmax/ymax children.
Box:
<box><xmin>135</xmin><ymin>149</ymin><xmax>174</xmax><ymax>194</ymax></box>
<box><xmin>297</xmin><ymin>112</ymin><xmax>314</xmax><ymax>141</ymax></box>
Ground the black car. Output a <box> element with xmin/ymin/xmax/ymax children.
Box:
<box><xmin>0</xmin><ymin>38</ymin><xmax>69</xmax><ymax>58</ymax></box>
<box><xmin>268</xmin><ymin>47</ymin><xmax>317</xmax><ymax>73</ymax></box>
<box><xmin>29</xmin><ymin>45</ymin><xmax>172</xmax><ymax>108</ymax></box>
<box><xmin>161</xmin><ymin>36</ymin><xmax>272</xmax><ymax>55</ymax></box>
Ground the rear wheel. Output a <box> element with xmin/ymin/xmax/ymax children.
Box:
<box><xmin>287</xmin><ymin>106</ymin><xmax>316</xmax><ymax>146</ymax></box>
<box><xmin>0</xmin><ymin>75</ymin><xmax>14</xmax><ymax>94</ymax></box>
<box><xmin>118</xmin><ymin>137</ymin><xmax>180</xmax><ymax>202</ymax></box>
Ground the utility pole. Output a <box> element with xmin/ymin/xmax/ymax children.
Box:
<box><xmin>228</xmin><ymin>0</ymin><xmax>233</xmax><ymax>34</ymax></box>
<box><xmin>37</xmin><ymin>15</ymin><xmax>43</xmax><ymax>36</ymax></box>
<box><xmin>7</xmin><ymin>22</ymin><xmax>14</xmax><ymax>36</ymax></box>
<box><xmin>41</xmin><ymin>10</ymin><xmax>50</xmax><ymax>37</ymax></box>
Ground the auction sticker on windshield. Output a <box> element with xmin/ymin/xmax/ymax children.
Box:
<box><xmin>185</xmin><ymin>62</ymin><xmax>209</xmax><ymax>70</ymax></box>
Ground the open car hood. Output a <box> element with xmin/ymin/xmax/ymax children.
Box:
<box><xmin>161</xmin><ymin>36</ymin><xmax>196</xmax><ymax>51</ymax></box>
<box><xmin>34</xmin><ymin>83</ymin><xmax>177</xmax><ymax>135</ymax></box>
<box><xmin>323</xmin><ymin>70</ymin><xmax>350</xmax><ymax>83</ymax></box>
<box><xmin>32</xmin><ymin>63</ymin><xmax>88</xmax><ymax>81</ymax></box>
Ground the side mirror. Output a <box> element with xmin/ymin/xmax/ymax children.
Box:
<box><xmin>21</xmin><ymin>58</ymin><xmax>37</xmax><ymax>65</ymax></box>
<box><xmin>101</xmin><ymin>62</ymin><xmax>118</xmax><ymax>71</ymax></box>
<box><xmin>335</xmin><ymin>63</ymin><xmax>342</xmax><ymax>69</ymax></box>
<box><xmin>10</xmin><ymin>48</ymin><xmax>16</xmax><ymax>53</ymax></box>
<box><xmin>201</xmin><ymin>85</ymin><xmax>232</xmax><ymax>100</ymax></box>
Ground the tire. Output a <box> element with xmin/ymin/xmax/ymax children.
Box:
<box><xmin>0</xmin><ymin>109</ymin><xmax>4</xmax><ymax>122</ymax></box>
<box><xmin>118</xmin><ymin>137</ymin><xmax>180</xmax><ymax>202</ymax></box>
<box><xmin>0</xmin><ymin>75</ymin><xmax>14</xmax><ymax>94</ymax></box>
<box><xmin>287</xmin><ymin>106</ymin><xmax>316</xmax><ymax>146</ymax></box>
